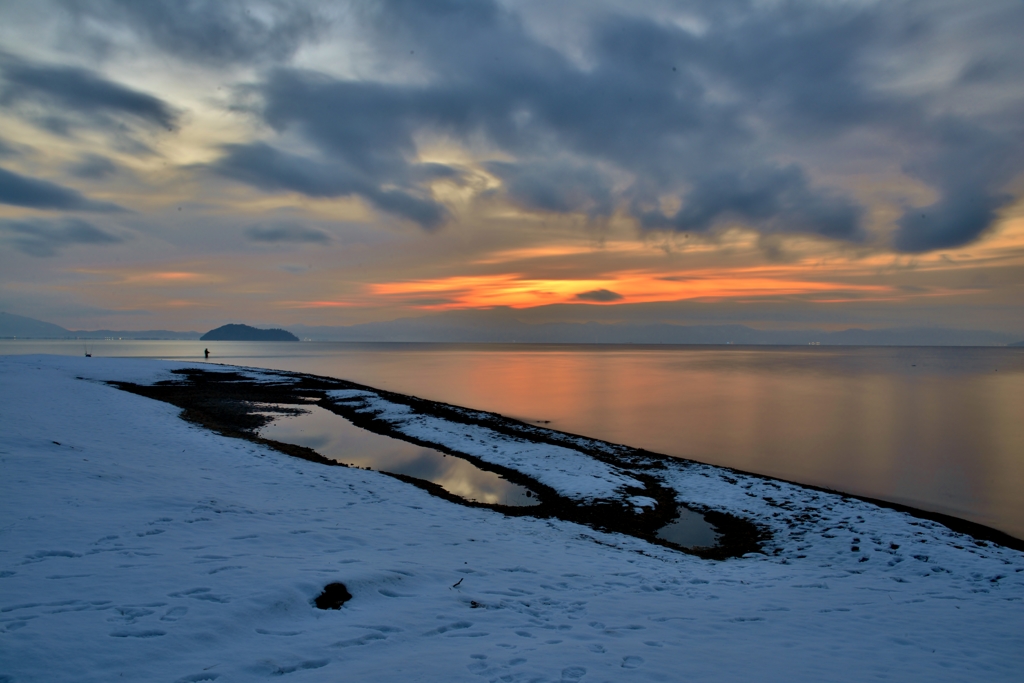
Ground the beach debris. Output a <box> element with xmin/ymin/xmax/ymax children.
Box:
<box><xmin>313</xmin><ymin>582</ymin><xmax>352</xmax><ymax>610</ymax></box>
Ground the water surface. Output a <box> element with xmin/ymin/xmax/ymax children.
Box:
<box><xmin>258</xmin><ymin>403</ymin><xmax>538</xmax><ymax>507</ymax></box>
<box><xmin>657</xmin><ymin>510</ymin><xmax>720</xmax><ymax>549</ymax></box>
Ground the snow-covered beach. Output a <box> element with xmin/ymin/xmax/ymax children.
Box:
<box><xmin>2</xmin><ymin>355</ymin><xmax>1022</xmax><ymax>682</ymax></box>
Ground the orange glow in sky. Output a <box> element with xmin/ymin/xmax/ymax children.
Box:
<box><xmin>74</xmin><ymin>269</ymin><xmax>220</xmax><ymax>285</ymax></box>
<box><xmin>283</xmin><ymin>300</ymin><xmax>362</xmax><ymax>309</ymax></box>
<box><xmin>368</xmin><ymin>269</ymin><xmax>893</xmax><ymax>309</ymax></box>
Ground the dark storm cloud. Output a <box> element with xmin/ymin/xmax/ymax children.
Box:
<box><xmin>638</xmin><ymin>165</ymin><xmax>864</xmax><ymax>241</ymax></box>
<box><xmin>891</xmin><ymin>116</ymin><xmax>1019</xmax><ymax>252</ymax></box>
<box><xmin>246</xmin><ymin>222</ymin><xmax>331</xmax><ymax>244</ymax></box>
<box><xmin>0</xmin><ymin>166</ymin><xmax>125</xmax><ymax>212</ymax></box>
<box><xmin>0</xmin><ymin>217</ymin><xmax>123</xmax><ymax>256</ymax></box>
<box><xmin>213</xmin><ymin>142</ymin><xmax>362</xmax><ymax>197</ymax></box>
<box><xmin>214</xmin><ymin>0</ymin><xmax>1023</xmax><ymax>250</ymax></box>
<box><xmin>486</xmin><ymin>161</ymin><xmax>614</xmax><ymax>217</ymax></box>
<box><xmin>59</xmin><ymin>0</ymin><xmax>324</xmax><ymax>67</ymax></box>
<box><xmin>211</xmin><ymin>141</ymin><xmax>448</xmax><ymax>229</ymax></box>
<box><xmin>0</xmin><ymin>54</ymin><xmax>178</xmax><ymax>133</ymax></box>
<box><xmin>575</xmin><ymin>289</ymin><xmax>623</xmax><ymax>303</ymax></box>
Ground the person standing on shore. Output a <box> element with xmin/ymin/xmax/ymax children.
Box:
<box><xmin>204</xmin><ymin>348</ymin><xmax>209</xmax><ymax>359</ymax></box>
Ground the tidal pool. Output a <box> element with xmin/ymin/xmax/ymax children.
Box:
<box><xmin>656</xmin><ymin>508</ymin><xmax>720</xmax><ymax>549</ymax></box>
<box><xmin>258</xmin><ymin>404</ymin><xmax>539</xmax><ymax>507</ymax></box>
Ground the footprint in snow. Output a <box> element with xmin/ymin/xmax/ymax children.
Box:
<box><xmin>466</xmin><ymin>654</ymin><xmax>490</xmax><ymax>674</ymax></box>
<box><xmin>44</xmin><ymin>574</ymin><xmax>92</xmax><ymax>580</ymax></box>
<box><xmin>334</xmin><ymin>633</ymin><xmax>386</xmax><ymax>648</ymax></box>
<box><xmin>160</xmin><ymin>606</ymin><xmax>188</xmax><ymax>621</ymax></box>
<box><xmin>425</xmin><ymin>621</ymin><xmax>472</xmax><ymax>636</ymax></box>
<box><xmin>174</xmin><ymin>674</ymin><xmax>219</xmax><ymax>683</ymax></box>
<box><xmin>169</xmin><ymin>588</ymin><xmax>229</xmax><ymax>603</ymax></box>
<box><xmin>207</xmin><ymin>565</ymin><xmax>244</xmax><ymax>575</ymax></box>
<box><xmin>109</xmin><ymin>629</ymin><xmax>166</xmax><ymax>638</ymax></box>
<box><xmin>268</xmin><ymin>659</ymin><xmax>329</xmax><ymax>675</ymax></box>
<box><xmin>621</xmin><ymin>656</ymin><xmax>644</xmax><ymax>669</ymax></box>
<box><xmin>561</xmin><ymin>666</ymin><xmax>587</xmax><ymax>681</ymax></box>
<box><xmin>23</xmin><ymin>550</ymin><xmax>81</xmax><ymax>563</ymax></box>
<box><xmin>108</xmin><ymin>606</ymin><xmax>155</xmax><ymax>623</ymax></box>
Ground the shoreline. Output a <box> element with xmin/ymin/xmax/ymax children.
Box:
<box><xmin>117</xmin><ymin>362</ymin><xmax>1023</xmax><ymax>553</ymax></box>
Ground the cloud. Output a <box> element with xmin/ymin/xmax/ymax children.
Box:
<box><xmin>67</xmin><ymin>154</ymin><xmax>119</xmax><ymax>180</ymax></box>
<box><xmin>891</xmin><ymin>117</ymin><xmax>1019</xmax><ymax>251</ymax></box>
<box><xmin>221</xmin><ymin>0</ymin><xmax>1023</xmax><ymax>252</ymax></box>
<box><xmin>574</xmin><ymin>289</ymin><xmax>623</xmax><ymax>302</ymax></box>
<box><xmin>486</xmin><ymin>160</ymin><xmax>615</xmax><ymax>217</ymax></box>
<box><xmin>213</xmin><ymin>142</ymin><xmax>361</xmax><ymax>196</ymax></box>
<box><xmin>0</xmin><ymin>217</ymin><xmax>123</xmax><ymax>256</ymax></box>
<box><xmin>894</xmin><ymin>189</ymin><xmax>1008</xmax><ymax>253</ymax></box>
<box><xmin>0</xmin><ymin>137</ymin><xmax>23</xmax><ymax>158</ymax></box>
<box><xmin>0</xmin><ymin>54</ymin><xmax>178</xmax><ymax>134</ymax></box>
<box><xmin>638</xmin><ymin>165</ymin><xmax>864</xmax><ymax>241</ymax></box>
<box><xmin>211</xmin><ymin>141</ymin><xmax>448</xmax><ymax>229</ymax></box>
<box><xmin>0</xmin><ymin>166</ymin><xmax>125</xmax><ymax>212</ymax></box>
<box><xmin>246</xmin><ymin>222</ymin><xmax>331</xmax><ymax>244</ymax></box>
<box><xmin>59</xmin><ymin>0</ymin><xmax>324</xmax><ymax>67</ymax></box>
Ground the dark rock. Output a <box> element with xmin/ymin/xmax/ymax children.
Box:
<box><xmin>314</xmin><ymin>582</ymin><xmax>352</xmax><ymax>610</ymax></box>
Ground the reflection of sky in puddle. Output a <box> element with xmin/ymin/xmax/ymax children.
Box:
<box><xmin>258</xmin><ymin>404</ymin><xmax>539</xmax><ymax>507</ymax></box>
<box><xmin>656</xmin><ymin>509</ymin><xmax>720</xmax><ymax>549</ymax></box>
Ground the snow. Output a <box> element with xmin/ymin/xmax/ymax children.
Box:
<box><xmin>2</xmin><ymin>355</ymin><xmax>1023</xmax><ymax>682</ymax></box>
<box><xmin>327</xmin><ymin>391</ymin><xmax>644</xmax><ymax>502</ymax></box>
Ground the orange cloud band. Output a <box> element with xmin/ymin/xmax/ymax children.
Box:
<box><xmin>280</xmin><ymin>300</ymin><xmax>362</xmax><ymax>309</ymax></box>
<box><xmin>368</xmin><ymin>271</ymin><xmax>892</xmax><ymax>309</ymax></box>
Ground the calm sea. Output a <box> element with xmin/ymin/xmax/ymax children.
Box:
<box><xmin>5</xmin><ymin>340</ymin><xmax>1022</xmax><ymax>539</ymax></box>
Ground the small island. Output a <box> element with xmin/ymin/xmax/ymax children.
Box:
<box><xmin>200</xmin><ymin>324</ymin><xmax>299</xmax><ymax>342</ymax></box>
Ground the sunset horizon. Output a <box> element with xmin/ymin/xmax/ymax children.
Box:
<box><xmin>2</xmin><ymin>0</ymin><xmax>1022</xmax><ymax>337</ymax></box>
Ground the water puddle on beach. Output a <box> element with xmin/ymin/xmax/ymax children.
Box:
<box><xmin>656</xmin><ymin>509</ymin><xmax>720</xmax><ymax>549</ymax></box>
<box><xmin>258</xmin><ymin>404</ymin><xmax>540</xmax><ymax>507</ymax></box>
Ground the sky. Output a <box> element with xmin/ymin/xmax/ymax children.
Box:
<box><xmin>1</xmin><ymin>0</ymin><xmax>1023</xmax><ymax>334</ymax></box>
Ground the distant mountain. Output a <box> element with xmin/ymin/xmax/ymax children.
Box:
<box><xmin>0</xmin><ymin>312</ymin><xmax>70</xmax><ymax>338</ymax></box>
<box><xmin>287</xmin><ymin>315</ymin><xmax>1020</xmax><ymax>346</ymax></box>
<box><xmin>0</xmin><ymin>312</ymin><xmax>200</xmax><ymax>339</ymax></box>
<box><xmin>66</xmin><ymin>328</ymin><xmax>200</xmax><ymax>340</ymax></box>
<box><xmin>201</xmin><ymin>324</ymin><xmax>298</xmax><ymax>342</ymax></box>
<box><xmin>1010</xmin><ymin>340</ymin><xmax>1024</xmax><ymax>347</ymax></box>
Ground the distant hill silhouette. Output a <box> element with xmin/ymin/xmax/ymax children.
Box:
<box><xmin>201</xmin><ymin>324</ymin><xmax>298</xmax><ymax>341</ymax></box>
<box><xmin>0</xmin><ymin>312</ymin><xmax>70</xmax><ymax>338</ymax></box>
<box><xmin>1010</xmin><ymin>340</ymin><xmax>1024</xmax><ymax>347</ymax></box>
<box><xmin>0</xmin><ymin>312</ymin><xmax>200</xmax><ymax>339</ymax></box>
<box><xmin>286</xmin><ymin>312</ymin><xmax>1021</xmax><ymax>346</ymax></box>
